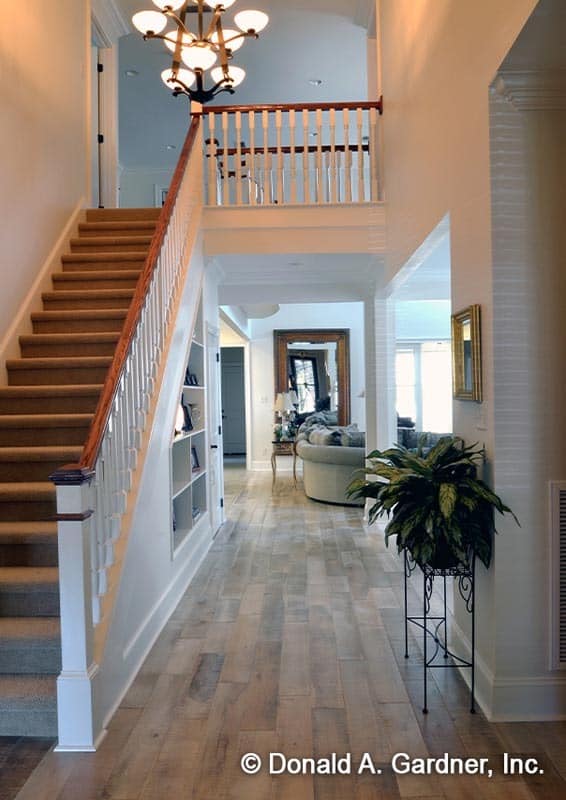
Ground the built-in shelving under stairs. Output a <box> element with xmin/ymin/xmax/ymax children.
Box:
<box><xmin>0</xmin><ymin>207</ymin><xmax>160</xmax><ymax>737</ymax></box>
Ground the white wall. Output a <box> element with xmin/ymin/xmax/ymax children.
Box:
<box><xmin>249</xmin><ymin>302</ymin><xmax>365</xmax><ymax>470</ymax></box>
<box><xmin>377</xmin><ymin>0</ymin><xmax>566</xmax><ymax>719</ymax></box>
<box><xmin>395</xmin><ymin>300</ymin><xmax>451</xmax><ymax>341</ymax></box>
<box><xmin>0</xmin><ymin>1</ymin><xmax>89</xmax><ymax>344</ymax></box>
<box><xmin>94</xmin><ymin>242</ymin><xmax>221</xmax><ymax>733</ymax></box>
<box><xmin>119</xmin><ymin>167</ymin><xmax>174</xmax><ymax>208</ymax></box>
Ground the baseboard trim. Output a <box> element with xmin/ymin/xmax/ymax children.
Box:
<box><xmin>451</xmin><ymin>620</ymin><xmax>566</xmax><ymax>721</ymax></box>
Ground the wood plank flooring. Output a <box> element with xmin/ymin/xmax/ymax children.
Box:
<box><xmin>7</xmin><ymin>464</ymin><xmax>566</xmax><ymax>799</ymax></box>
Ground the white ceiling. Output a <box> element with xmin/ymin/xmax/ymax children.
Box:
<box><xmin>117</xmin><ymin>0</ymin><xmax>373</xmax><ymax>168</ymax></box>
<box><xmin>392</xmin><ymin>236</ymin><xmax>451</xmax><ymax>302</ymax></box>
<box><xmin>502</xmin><ymin>0</ymin><xmax>566</xmax><ymax>71</ymax></box>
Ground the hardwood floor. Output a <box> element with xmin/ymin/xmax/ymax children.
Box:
<box><xmin>8</xmin><ymin>464</ymin><xmax>566</xmax><ymax>799</ymax></box>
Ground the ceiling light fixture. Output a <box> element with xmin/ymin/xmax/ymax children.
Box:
<box><xmin>132</xmin><ymin>1</ymin><xmax>268</xmax><ymax>104</ymax></box>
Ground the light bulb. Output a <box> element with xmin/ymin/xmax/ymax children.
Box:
<box><xmin>152</xmin><ymin>0</ymin><xmax>185</xmax><ymax>10</ymax></box>
<box><xmin>161</xmin><ymin>68</ymin><xmax>196</xmax><ymax>89</ymax></box>
<box><xmin>164</xmin><ymin>30</ymin><xmax>195</xmax><ymax>52</ymax></box>
<box><xmin>211</xmin><ymin>64</ymin><xmax>246</xmax><ymax>87</ymax></box>
<box><xmin>181</xmin><ymin>45</ymin><xmax>218</xmax><ymax>71</ymax></box>
<box><xmin>234</xmin><ymin>10</ymin><xmax>268</xmax><ymax>33</ymax></box>
<box><xmin>132</xmin><ymin>10</ymin><xmax>168</xmax><ymax>34</ymax></box>
<box><xmin>211</xmin><ymin>28</ymin><xmax>244</xmax><ymax>52</ymax></box>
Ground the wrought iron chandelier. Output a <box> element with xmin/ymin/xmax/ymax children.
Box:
<box><xmin>132</xmin><ymin>1</ymin><xmax>269</xmax><ymax>104</ymax></box>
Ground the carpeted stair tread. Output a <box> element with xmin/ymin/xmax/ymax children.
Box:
<box><xmin>0</xmin><ymin>675</ymin><xmax>57</xmax><ymax>705</ymax></box>
<box><xmin>61</xmin><ymin>252</ymin><xmax>146</xmax><ymax>263</ymax></box>
<box><xmin>19</xmin><ymin>333</ymin><xmax>120</xmax><ymax>346</ymax></box>
<box><xmin>79</xmin><ymin>220</ymin><xmax>157</xmax><ymax>234</ymax></box>
<box><xmin>0</xmin><ymin>384</ymin><xmax>103</xmax><ymax>398</ymax></box>
<box><xmin>0</xmin><ymin>522</ymin><xmax>58</xmax><ymax>544</ymax></box>
<box><xmin>0</xmin><ymin>567</ymin><xmax>59</xmax><ymax>590</ymax></box>
<box><xmin>86</xmin><ymin>207</ymin><xmax>161</xmax><ymax>222</ymax></box>
<box><xmin>52</xmin><ymin>270</ymin><xmax>142</xmax><ymax>282</ymax></box>
<box><xmin>0</xmin><ymin>482</ymin><xmax>56</xmax><ymax>501</ymax></box>
<box><xmin>43</xmin><ymin>289</ymin><xmax>135</xmax><ymax>300</ymax></box>
<box><xmin>0</xmin><ymin>617</ymin><xmax>60</xmax><ymax>641</ymax></box>
<box><xmin>0</xmin><ymin>446</ymin><xmax>83</xmax><ymax>461</ymax></box>
<box><xmin>0</xmin><ymin>414</ymin><xmax>93</xmax><ymax>427</ymax></box>
<box><xmin>7</xmin><ymin>356</ymin><xmax>112</xmax><ymax>369</ymax></box>
<box><xmin>70</xmin><ymin>235</ymin><xmax>153</xmax><ymax>247</ymax></box>
<box><xmin>32</xmin><ymin>309</ymin><xmax>128</xmax><ymax>320</ymax></box>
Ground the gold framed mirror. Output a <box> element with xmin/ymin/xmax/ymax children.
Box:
<box><xmin>274</xmin><ymin>329</ymin><xmax>351</xmax><ymax>425</ymax></box>
<box><xmin>451</xmin><ymin>305</ymin><xmax>482</xmax><ymax>402</ymax></box>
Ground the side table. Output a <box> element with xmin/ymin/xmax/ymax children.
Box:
<box><xmin>271</xmin><ymin>440</ymin><xmax>297</xmax><ymax>487</ymax></box>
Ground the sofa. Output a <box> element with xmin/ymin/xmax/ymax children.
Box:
<box><xmin>295</xmin><ymin>412</ymin><xmax>365</xmax><ymax>506</ymax></box>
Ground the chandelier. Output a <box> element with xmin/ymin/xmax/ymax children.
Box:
<box><xmin>132</xmin><ymin>1</ymin><xmax>269</xmax><ymax>104</ymax></box>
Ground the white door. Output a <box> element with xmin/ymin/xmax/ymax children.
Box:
<box><xmin>207</xmin><ymin>327</ymin><xmax>224</xmax><ymax>532</ymax></box>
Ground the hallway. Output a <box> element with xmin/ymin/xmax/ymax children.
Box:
<box><xmin>13</xmin><ymin>466</ymin><xmax>566</xmax><ymax>799</ymax></box>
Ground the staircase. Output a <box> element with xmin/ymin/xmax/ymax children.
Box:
<box><xmin>0</xmin><ymin>208</ymin><xmax>160</xmax><ymax>737</ymax></box>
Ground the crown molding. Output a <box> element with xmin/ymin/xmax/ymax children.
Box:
<box><xmin>92</xmin><ymin>0</ymin><xmax>130</xmax><ymax>47</ymax></box>
<box><xmin>495</xmin><ymin>69</ymin><xmax>566</xmax><ymax>110</ymax></box>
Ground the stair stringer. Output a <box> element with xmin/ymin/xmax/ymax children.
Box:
<box><xmin>55</xmin><ymin>232</ymin><xmax>212</xmax><ymax>751</ymax></box>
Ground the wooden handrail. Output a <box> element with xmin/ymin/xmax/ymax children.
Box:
<box><xmin>197</xmin><ymin>97</ymin><xmax>383</xmax><ymax>115</ymax></box>
<box><xmin>70</xmin><ymin>115</ymin><xmax>201</xmax><ymax>473</ymax></box>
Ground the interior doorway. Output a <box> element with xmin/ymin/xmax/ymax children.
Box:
<box><xmin>221</xmin><ymin>348</ymin><xmax>247</xmax><ymax>457</ymax></box>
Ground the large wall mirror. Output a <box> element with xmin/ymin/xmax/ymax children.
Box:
<box><xmin>274</xmin><ymin>329</ymin><xmax>350</xmax><ymax>426</ymax></box>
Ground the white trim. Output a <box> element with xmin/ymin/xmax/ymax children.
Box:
<box><xmin>451</xmin><ymin>620</ymin><xmax>566</xmax><ymax>721</ymax></box>
<box><xmin>495</xmin><ymin>69</ymin><xmax>566</xmax><ymax>111</ymax></box>
<box><xmin>0</xmin><ymin>200</ymin><xmax>85</xmax><ymax>384</ymax></box>
<box><xmin>91</xmin><ymin>0</ymin><xmax>129</xmax><ymax>46</ymax></box>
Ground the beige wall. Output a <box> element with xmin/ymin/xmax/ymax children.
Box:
<box><xmin>0</xmin><ymin>1</ymin><xmax>90</xmax><ymax>344</ymax></box>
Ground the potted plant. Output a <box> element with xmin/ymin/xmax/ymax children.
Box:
<box><xmin>347</xmin><ymin>436</ymin><xmax>518</xmax><ymax>570</ymax></box>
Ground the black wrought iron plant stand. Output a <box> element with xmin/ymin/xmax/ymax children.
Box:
<box><xmin>403</xmin><ymin>550</ymin><xmax>476</xmax><ymax>714</ymax></box>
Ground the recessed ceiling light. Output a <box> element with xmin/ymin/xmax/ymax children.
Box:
<box><xmin>166</xmin><ymin>144</ymin><xmax>177</xmax><ymax>150</ymax></box>
<box><xmin>289</xmin><ymin>261</ymin><xmax>304</xmax><ymax>267</ymax></box>
<box><xmin>308</xmin><ymin>79</ymin><xmax>323</xmax><ymax>86</ymax></box>
<box><xmin>309</xmin><ymin>131</ymin><xmax>318</xmax><ymax>138</ymax></box>
<box><xmin>125</xmin><ymin>69</ymin><xmax>139</xmax><ymax>77</ymax></box>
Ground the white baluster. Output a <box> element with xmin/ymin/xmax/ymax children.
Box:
<box><xmin>302</xmin><ymin>108</ymin><xmax>310</xmax><ymax>203</ymax></box>
<box><xmin>369</xmin><ymin>105</ymin><xmax>379</xmax><ymax>201</ymax></box>
<box><xmin>356</xmin><ymin>106</ymin><xmax>365</xmax><ymax>202</ymax></box>
<box><xmin>275</xmin><ymin>109</ymin><xmax>283</xmax><ymax>205</ymax></box>
<box><xmin>343</xmin><ymin>108</ymin><xmax>352</xmax><ymax>203</ymax></box>
<box><xmin>315</xmin><ymin>108</ymin><xmax>323</xmax><ymax>204</ymax></box>
<box><xmin>248</xmin><ymin>110</ymin><xmax>257</xmax><ymax>206</ymax></box>
<box><xmin>289</xmin><ymin>109</ymin><xmax>297</xmax><ymax>204</ymax></box>
<box><xmin>207</xmin><ymin>113</ymin><xmax>217</xmax><ymax>205</ymax></box>
<box><xmin>235</xmin><ymin>110</ymin><xmax>243</xmax><ymax>206</ymax></box>
<box><xmin>262</xmin><ymin>110</ymin><xmax>270</xmax><ymax>204</ymax></box>
<box><xmin>221</xmin><ymin>111</ymin><xmax>230</xmax><ymax>206</ymax></box>
<box><xmin>329</xmin><ymin>108</ymin><xmax>337</xmax><ymax>204</ymax></box>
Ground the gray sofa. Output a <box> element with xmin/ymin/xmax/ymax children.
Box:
<box><xmin>295</xmin><ymin>412</ymin><xmax>365</xmax><ymax>505</ymax></box>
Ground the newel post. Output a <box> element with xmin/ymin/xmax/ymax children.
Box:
<box><xmin>51</xmin><ymin>466</ymin><xmax>102</xmax><ymax>752</ymax></box>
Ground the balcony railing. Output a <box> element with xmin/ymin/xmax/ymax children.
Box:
<box><xmin>199</xmin><ymin>99</ymin><xmax>383</xmax><ymax>207</ymax></box>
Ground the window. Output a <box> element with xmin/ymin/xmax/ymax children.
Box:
<box><xmin>395</xmin><ymin>341</ymin><xmax>452</xmax><ymax>433</ymax></box>
<box><xmin>290</xmin><ymin>356</ymin><xmax>319</xmax><ymax>414</ymax></box>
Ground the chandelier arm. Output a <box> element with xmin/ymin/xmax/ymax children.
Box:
<box><xmin>204</xmin><ymin>7</ymin><xmax>224</xmax><ymax>42</ymax></box>
<box><xmin>158</xmin><ymin>8</ymin><xmax>193</xmax><ymax>37</ymax></box>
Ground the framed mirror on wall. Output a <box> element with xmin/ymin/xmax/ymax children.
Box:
<box><xmin>451</xmin><ymin>304</ymin><xmax>482</xmax><ymax>402</ymax></box>
<box><xmin>274</xmin><ymin>329</ymin><xmax>351</xmax><ymax>426</ymax></box>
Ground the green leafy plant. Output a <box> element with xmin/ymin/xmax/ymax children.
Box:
<box><xmin>347</xmin><ymin>436</ymin><xmax>518</xmax><ymax>569</ymax></box>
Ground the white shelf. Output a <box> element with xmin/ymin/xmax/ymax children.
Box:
<box><xmin>172</xmin><ymin>480</ymin><xmax>191</xmax><ymax>500</ymax></box>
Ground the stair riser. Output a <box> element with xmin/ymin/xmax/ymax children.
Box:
<box><xmin>0</xmin><ymin>461</ymin><xmax>70</xmax><ymax>482</ymax></box>
<box><xmin>8</xmin><ymin>366</ymin><xmax>109</xmax><ymax>385</ymax></box>
<box><xmin>70</xmin><ymin>241</ymin><xmax>150</xmax><ymax>253</ymax></box>
<box><xmin>0</xmin><ymin>427</ymin><xmax>89</xmax><ymax>446</ymax></box>
<box><xmin>0</xmin><ymin>592</ymin><xmax>59</xmax><ymax>617</ymax></box>
<box><xmin>0</xmin><ymin>543</ymin><xmax>58</xmax><ymax>568</ymax></box>
<box><xmin>61</xmin><ymin>259</ymin><xmax>145</xmax><ymax>272</ymax></box>
<box><xmin>42</xmin><ymin>295</ymin><xmax>133</xmax><ymax>311</ymax></box>
<box><xmin>32</xmin><ymin>318</ymin><xmax>125</xmax><ymax>334</ymax></box>
<box><xmin>20</xmin><ymin>342</ymin><xmax>117</xmax><ymax>358</ymax></box>
<box><xmin>0</xmin><ymin>644</ymin><xmax>61</xmax><ymax>674</ymax></box>
<box><xmin>0</xmin><ymin>500</ymin><xmax>56</xmax><ymax>521</ymax></box>
<box><xmin>0</xmin><ymin>396</ymin><xmax>100</xmax><ymax>415</ymax></box>
<box><xmin>0</xmin><ymin>709</ymin><xmax>57</xmax><ymax>738</ymax></box>
<box><xmin>53</xmin><ymin>276</ymin><xmax>140</xmax><ymax>291</ymax></box>
<box><xmin>86</xmin><ymin>208</ymin><xmax>161</xmax><ymax>222</ymax></box>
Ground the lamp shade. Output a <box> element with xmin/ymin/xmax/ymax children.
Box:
<box><xmin>164</xmin><ymin>31</ymin><xmax>195</xmax><ymax>53</ymax></box>
<box><xmin>210</xmin><ymin>64</ymin><xmax>246</xmax><ymax>87</ymax></box>
<box><xmin>211</xmin><ymin>28</ymin><xmax>244</xmax><ymax>51</ymax></box>
<box><xmin>132</xmin><ymin>10</ymin><xmax>168</xmax><ymax>34</ymax></box>
<box><xmin>275</xmin><ymin>392</ymin><xmax>294</xmax><ymax>413</ymax></box>
<box><xmin>161</xmin><ymin>67</ymin><xmax>196</xmax><ymax>89</ymax></box>
<box><xmin>152</xmin><ymin>0</ymin><xmax>185</xmax><ymax>10</ymax></box>
<box><xmin>234</xmin><ymin>10</ymin><xmax>269</xmax><ymax>33</ymax></box>
<box><xmin>181</xmin><ymin>45</ymin><xmax>218</xmax><ymax>71</ymax></box>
